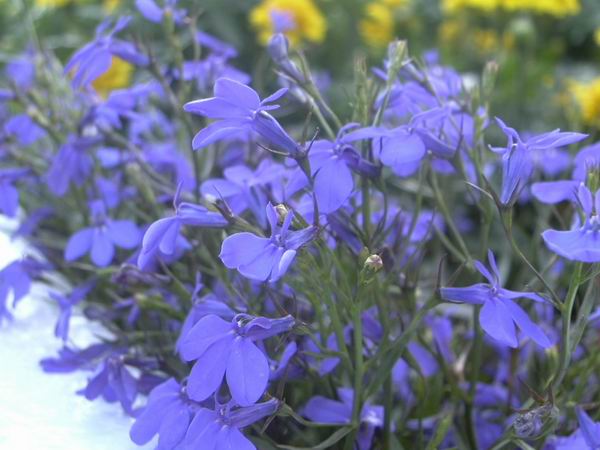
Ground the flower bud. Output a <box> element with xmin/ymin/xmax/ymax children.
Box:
<box><xmin>275</xmin><ymin>203</ymin><xmax>290</xmax><ymax>223</ymax></box>
<box><xmin>364</xmin><ymin>254</ymin><xmax>383</xmax><ymax>272</ymax></box>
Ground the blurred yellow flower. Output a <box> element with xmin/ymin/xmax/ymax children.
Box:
<box><xmin>360</xmin><ymin>3</ymin><xmax>395</xmax><ymax>48</ymax></box>
<box><xmin>442</xmin><ymin>0</ymin><xmax>580</xmax><ymax>17</ymax></box>
<box><xmin>92</xmin><ymin>57</ymin><xmax>133</xmax><ymax>98</ymax></box>
<box><xmin>249</xmin><ymin>0</ymin><xmax>326</xmax><ymax>46</ymax></box>
<box><xmin>568</xmin><ymin>78</ymin><xmax>600</xmax><ymax>127</ymax></box>
<box><xmin>360</xmin><ymin>0</ymin><xmax>409</xmax><ymax>48</ymax></box>
<box><xmin>35</xmin><ymin>0</ymin><xmax>71</xmax><ymax>7</ymax></box>
<box><xmin>594</xmin><ymin>28</ymin><xmax>600</xmax><ymax>47</ymax></box>
<box><xmin>104</xmin><ymin>0</ymin><xmax>121</xmax><ymax>12</ymax></box>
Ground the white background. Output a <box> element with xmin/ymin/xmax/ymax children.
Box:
<box><xmin>0</xmin><ymin>220</ymin><xmax>152</xmax><ymax>450</ymax></box>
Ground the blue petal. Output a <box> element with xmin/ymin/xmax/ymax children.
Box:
<box><xmin>91</xmin><ymin>228</ymin><xmax>115</xmax><ymax>267</ymax></box>
<box><xmin>214</xmin><ymin>78</ymin><xmax>260</xmax><ymax>111</ymax></box>
<box><xmin>531</xmin><ymin>181</ymin><xmax>578</xmax><ymax>204</ymax></box>
<box><xmin>542</xmin><ymin>229</ymin><xmax>600</xmax><ymax>263</ymax></box>
<box><xmin>220</xmin><ymin>233</ymin><xmax>271</xmax><ymax>269</ymax></box>
<box><xmin>479</xmin><ymin>298</ymin><xmax>518</xmax><ymax>348</ymax></box>
<box><xmin>64</xmin><ymin>228</ymin><xmax>94</xmax><ymax>262</ymax></box>
<box><xmin>226</xmin><ymin>337</ymin><xmax>270</xmax><ymax>406</ymax></box>
<box><xmin>186</xmin><ymin>335</ymin><xmax>233</xmax><ymax>402</ymax></box>
<box><xmin>178</xmin><ymin>314</ymin><xmax>234</xmax><ymax>361</ymax></box>
<box><xmin>504</xmin><ymin>299</ymin><xmax>552</xmax><ymax>348</ymax></box>
<box><xmin>313</xmin><ymin>157</ymin><xmax>353</xmax><ymax>214</ymax></box>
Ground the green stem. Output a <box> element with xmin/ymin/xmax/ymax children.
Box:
<box><xmin>552</xmin><ymin>261</ymin><xmax>583</xmax><ymax>389</ymax></box>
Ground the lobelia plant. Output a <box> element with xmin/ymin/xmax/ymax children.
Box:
<box><xmin>1</xmin><ymin>4</ymin><xmax>600</xmax><ymax>449</ymax></box>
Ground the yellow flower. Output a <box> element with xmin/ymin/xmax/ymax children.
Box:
<box><xmin>103</xmin><ymin>0</ymin><xmax>121</xmax><ymax>12</ymax></box>
<box><xmin>92</xmin><ymin>57</ymin><xmax>133</xmax><ymax>98</ymax></box>
<box><xmin>472</xmin><ymin>28</ymin><xmax>499</xmax><ymax>54</ymax></box>
<box><xmin>442</xmin><ymin>0</ymin><xmax>581</xmax><ymax>17</ymax></box>
<box><xmin>35</xmin><ymin>0</ymin><xmax>71</xmax><ymax>7</ymax></box>
<box><xmin>594</xmin><ymin>28</ymin><xmax>600</xmax><ymax>47</ymax></box>
<box><xmin>360</xmin><ymin>2</ymin><xmax>395</xmax><ymax>48</ymax></box>
<box><xmin>249</xmin><ymin>0</ymin><xmax>326</xmax><ymax>46</ymax></box>
<box><xmin>568</xmin><ymin>78</ymin><xmax>600</xmax><ymax>127</ymax></box>
<box><xmin>441</xmin><ymin>0</ymin><xmax>499</xmax><ymax>14</ymax></box>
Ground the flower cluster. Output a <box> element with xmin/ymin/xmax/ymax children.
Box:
<box><xmin>2</xmin><ymin>4</ymin><xmax>600</xmax><ymax>450</ymax></box>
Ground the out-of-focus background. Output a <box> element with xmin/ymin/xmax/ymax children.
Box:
<box><xmin>1</xmin><ymin>0</ymin><xmax>600</xmax><ymax>135</ymax></box>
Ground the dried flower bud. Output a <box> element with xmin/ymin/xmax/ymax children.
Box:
<box><xmin>275</xmin><ymin>203</ymin><xmax>290</xmax><ymax>223</ymax></box>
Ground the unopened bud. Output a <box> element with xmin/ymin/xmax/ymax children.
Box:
<box><xmin>364</xmin><ymin>254</ymin><xmax>383</xmax><ymax>272</ymax></box>
<box><xmin>586</xmin><ymin>163</ymin><xmax>600</xmax><ymax>192</ymax></box>
<box><xmin>482</xmin><ymin>60</ymin><xmax>499</xmax><ymax>100</ymax></box>
<box><xmin>275</xmin><ymin>203</ymin><xmax>290</xmax><ymax>222</ymax></box>
<box><xmin>386</xmin><ymin>40</ymin><xmax>408</xmax><ymax>79</ymax></box>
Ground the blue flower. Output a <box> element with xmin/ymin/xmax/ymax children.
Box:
<box><xmin>492</xmin><ymin>118</ymin><xmax>587</xmax><ymax>206</ymax></box>
<box><xmin>184</xmin><ymin>78</ymin><xmax>301</xmax><ymax>156</ymax></box>
<box><xmin>303</xmin><ymin>388</ymin><xmax>383</xmax><ymax>450</ymax></box>
<box><xmin>130</xmin><ymin>378</ymin><xmax>192</xmax><ymax>449</ymax></box>
<box><xmin>137</xmin><ymin>184</ymin><xmax>228</xmax><ymax>270</ymax></box>
<box><xmin>80</xmin><ymin>350</ymin><xmax>139</xmax><ymax>414</ymax></box>
<box><xmin>0</xmin><ymin>257</ymin><xmax>44</xmax><ymax>323</ymax></box>
<box><xmin>50</xmin><ymin>280</ymin><xmax>96</xmax><ymax>342</ymax></box>
<box><xmin>178</xmin><ymin>313</ymin><xmax>294</xmax><ymax>405</ymax></box>
<box><xmin>65</xmin><ymin>17</ymin><xmax>148</xmax><ymax>89</ymax></box>
<box><xmin>0</xmin><ymin>167</ymin><xmax>28</xmax><ymax>217</ymax></box>
<box><xmin>542</xmin><ymin>183</ymin><xmax>600</xmax><ymax>263</ymax></box>
<box><xmin>3</xmin><ymin>114</ymin><xmax>46</xmax><ymax>146</ymax></box>
<box><xmin>201</xmin><ymin>159</ymin><xmax>286</xmax><ymax>228</ymax></box>
<box><xmin>65</xmin><ymin>200</ymin><xmax>141</xmax><ymax>267</ymax></box>
<box><xmin>308</xmin><ymin>124</ymin><xmax>381</xmax><ymax>213</ymax></box>
<box><xmin>440</xmin><ymin>250</ymin><xmax>551</xmax><ymax>348</ymax></box>
<box><xmin>46</xmin><ymin>135</ymin><xmax>95</xmax><ymax>197</ymax></box>
<box><xmin>184</xmin><ymin>399</ymin><xmax>279</xmax><ymax>450</ymax></box>
<box><xmin>575</xmin><ymin>407</ymin><xmax>600</xmax><ymax>449</ymax></box>
<box><xmin>135</xmin><ymin>0</ymin><xmax>186</xmax><ymax>24</ymax></box>
<box><xmin>220</xmin><ymin>203</ymin><xmax>316</xmax><ymax>282</ymax></box>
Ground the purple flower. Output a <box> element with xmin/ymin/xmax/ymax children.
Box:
<box><xmin>46</xmin><ymin>135</ymin><xmax>95</xmax><ymax>197</ymax></box>
<box><xmin>309</xmin><ymin>124</ymin><xmax>381</xmax><ymax>213</ymax></box>
<box><xmin>492</xmin><ymin>118</ymin><xmax>587</xmax><ymax>206</ymax></box>
<box><xmin>575</xmin><ymin>407</ymin><xmax>600</xmax><ymax>449</ymax></box>
<box><xmin>130</xmin><ymin>378</ymin><xmax>192</xmax><ymax>449</ymax></box>
<box><xmin>201</xmin><ymin>160</ymin><xmax>286</xmax><ymax>227</ymax></box>
<box><xmin>184</xmin><ymin>399</ymin><xmax>279</xmax><ymax>450</ymax></box>
<box><xmin>65</xmin><ymin>200</ymin><xmax>141</xmax><ymax>267</ymax></box>
<box><xmin>220</xmin><ymin>203</ymin><xmax>316</xmax><ymax>282</ymax></box>
<box><xmin>0</xmin><ymin>167</ymin><xmax>28</xmax><ymax>217</ymax></box>
<box><xmin>135</xmin><ymin>0</ymin><xmax>186</xmax><ymax>24</ymax></box>
<box><xmin>50</xmin><ymin>280</ymin><xmax>96</xmax><ymax>342</ymax></box>
<box><xmin>80</xmin><ymin>351</ymin><xmax>138</xmax><ymax>414</ymax></box>
<box><xmin>542</xmin><ymin>183</ymin><xmax>600</xmax><ymax>263</ymax></box>
<box><xmin>40</xmin><ymin>343</ymin><xmax>111</xmax><ymax>373</ymax></box>
<box><xmin>0</xmin><ymin>257</ymin><xmax>43</xmax><ymax>322</ymax></box>
<box><xmin>372</xmin><ymin>125</ymin><xmax>427</xmax><ymax>177</ymax></box>
<box><xmin>65</xmin><ymin>17</ymin><xmax>148</xmax><ymax>89</ymax></box>
<box><xmin>178</xmin><ymin>313</ymin><xmax>294</xmax><ymax>405</ymax></box>
<box><xmin>4</xmin><ymin>114</ymin><xmax>46</xmax><ymax>146</ymax></box>
<box><xmin>5</xmin><ymin>55</ymin><xmax>35</xmax><ymax>91</ymax></box>
<box><xmin>440</xmin><ymin>250</ymin><xmax>551</xmax><ymax>348</ymax></box>
<box><xmin>303</xmin><ymin>388</ymin><xmax>383</xmax><ymax>450</ymax></box>
<box><xmin>137</xmin><ymin>184</ymin><xmax>228</xmax><ymax>270</ymax></box>
<box><xmin>184</xmin><ymin>78</ymin><xmax>301</xmax><ymax>156</ymax></box>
